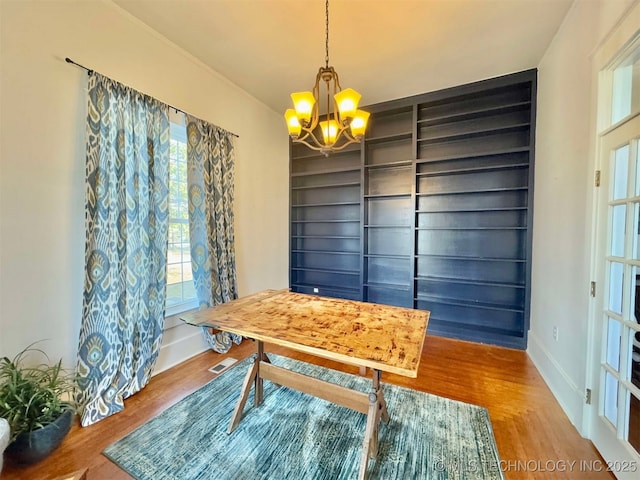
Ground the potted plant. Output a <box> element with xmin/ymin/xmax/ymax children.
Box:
<box><xmin>0</xmin><ymin>343</ymin><xmax>76</xmax><ymax>465</ymax></box>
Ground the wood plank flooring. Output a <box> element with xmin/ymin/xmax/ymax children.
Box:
<box><xmin>1</xmin><ymin>335</ymin><xmax>613</xmax><ymax>480</ymax></box>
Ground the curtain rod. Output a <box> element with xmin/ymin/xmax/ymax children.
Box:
<box><xmin>65</xmin><ymin>57</ymin><xmax>239</xmax><ymax>138</ymax></box>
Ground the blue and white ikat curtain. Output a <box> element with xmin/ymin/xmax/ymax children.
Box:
<box><xmin>76</xmin><ymin>73</ymin><xmax>170</xmax><ymax>426</ymax></box>
<box><xmin>186</xmin><ymin>115</ymin><xmax>242</xmax><ymax>353</ymax></box>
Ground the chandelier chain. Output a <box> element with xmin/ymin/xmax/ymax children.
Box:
<box><xmin>325</xmin><ymin>0</ymin><xmax>329</xmax><ymax>68</ymax></box>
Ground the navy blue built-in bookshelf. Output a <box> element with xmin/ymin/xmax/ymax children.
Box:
<box><xmin>289</xmin><ymin>69</ymin><xmax>537</xmax><ymax>349</ymax></box>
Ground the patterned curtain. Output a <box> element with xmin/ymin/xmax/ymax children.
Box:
<box><xmin>185</xmin><ymin>115</ymin><xmax>242</xmax><ymax>353</ymax></box>
<box><xmin>76</xmin><ymin>73</ymin><xmax>170</xmax><ymax>426</ymax></box>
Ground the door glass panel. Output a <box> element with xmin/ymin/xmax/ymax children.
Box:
<box><xmin>605</xmin><ymin>371</ymin><xmax>619</xmax><ymax>426</ymax></box>
<box><xmin>633</xmin><ymin>204</ymin><xmax>640</xmax><ymax>259</ymax></box>
<box><xmin>613</xmin><ymin>145</ymin><xmax>630</xmax><ymax>200</ymax></box>
<box><xmin>607</xmin><ymin>318</ymin><xmax>622</xmax><ymax>371</ymax></box>
<box><xmin>628</xmin><ymin>391</ymin><xmax>640</xmax><ymax>455</ymax></box>
<box><xmin>632</xmin><ymin>266</ymin><xmax>640</xmax><ymax>323</ymax></box>
<box><xmin>611</xmin><ymin>204</ymin><xmax>626</xmax><ymax>257</ymax></box>
<box><xmin>630</xmin><ymin>327</ymin><xmax>640</xmax><ymax>389</ymax></box>
<box><xmin>635</xmin><ymin>146</ymin><xmax>640</xmax><ymax>196</ymax></box>
<box><xmin>609</xmin><ymin>262</ymin><xmax>625</xmax><ymax>314</ymax></box>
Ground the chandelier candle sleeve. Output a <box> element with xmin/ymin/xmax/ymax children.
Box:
<box><xmin>291</xmin><ymin>92</ymin><xmax>315</xmax><ymax>123</ymax></box>
<box><xmin>283</xmin><ymin>0</ymin><xmax>369</xmax><ymax>155</ymax></box>
<box><xmin>334</xmin><ymin>88</ymin><xmax>361</xmax><ymax>121</ymax></box>
<box><xmin>320</xmin><ymin>120</ymin><xmax>339</xmax><ymax>144</ymax></box>
<box><xmin>350</xmin><ymin>110</ymin><xmax>370</xmax><ymax>138</ymax></box>
<box><xmin>285</xmin><ymin>109</ymin><xmax>302</xmax><ymax>136</ymax></box>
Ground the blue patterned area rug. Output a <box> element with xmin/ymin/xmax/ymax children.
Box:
<box><xmin>104</xmin><ymin>355</ymin><xmax>503</xmax><ymax>479</ymax></box>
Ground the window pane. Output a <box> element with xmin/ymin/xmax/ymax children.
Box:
<box><xmin>167</xmin><ymin>263</ymin><xmax>182</xmax><ymax>286</ymax></box>
<box><xmin>169</xmin><ymin>145</ymin><xmax>180</xmax><ymax>182</ymax></box>
<box><xmin>181</xmin><ymin>243</ymin><xmax>191</xmax><ymax>263</ymax></box>
<box><xmin>166</xmin><ymin>120</ymin><xmax>197</xmax><ymax>312</ymax></box>
<box><xmin>609</xmin><ymin>262</ymin><xmax>625</xmax><ymax>314</ymax></box>
<box><xmin>168</xmin><ymin>224</ymin><xmax>181</xmax><ymax>244</ymax></box>
<box><xmin>612</xmin><ymin>64</ymin><xmax>633</xmax><ymax>124</ymax></box>
<box><xmin>605</xmin><ymin>371</ymin><xmax>619</xmax><ymax>426</ymax></box>
<box><xmin>176</xmin><ymin>140</ymin><xmax>186</xmax><ymax>162</ymax></box>
<box><xmin>613</xmin><ymin>145</ymin><xmax>629</xmax><ymax>200</ymax></box>
<box><xmin>166</xmin><ymin>283</ymin><xmax>182</xmax><ymax>308</ymax></box>
<box><xmin>611</xmin><ymin>204</ymin><xmax>626</xmax><ymax>257</ymax></box>
<box><xmin>169</xmin><ymin>200</ymin><xmax>181</xmax><ymax>220</ymax></box>
<box><xmin>181</xmin><ymin>222</ymin><xmax>189</xmax><ymax>242</ymax></box>
<box><xmin>611</xmin><ymin>46</ymin><xmax>640</xmax><ymax>125</ymax></box>
<box><xmin>167</xmin><ymin>243</ymin><xmax>181</xmax><ymax>264</ymax></box>
<box><xmin>182</xmin><ymin>262</ymin><xmax>193</xmax><ymax>281</ymax></box>
<box><xmin>175</xmin><ymin>200</ymin><xmax>188</xmax><ymax>219</ymax></box>
<box><xmin>184</xmin><ymin>280</ymin><xmax>196</xmax><ymax>301</ymax></box>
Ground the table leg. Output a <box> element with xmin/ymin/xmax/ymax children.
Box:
<box><xmin>227</xmin><ymin>357</ymin><xmax>259</xmax><ymax>434</ymax></box>
<box><xmin>255</xmin><ymin>341</ymin><xmax>264</xmax><ymax>406</ymax></box>
<box><xmin>228</xmin><ymin>340</ymin><xmax>278</xmax><ymax>434</ymax></box>
<box><xmin>373</xmin><ymin>369</ymin><xmax>390</xmax><ymax>424</ymax></box>
<box><xmin>358</xmin><ymin>369</ymin><xmax>388</xmax><ymax>480</ymax></box>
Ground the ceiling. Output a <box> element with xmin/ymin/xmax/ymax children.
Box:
<box><xmin>114</xmin><ymin>0</ymin><xmax>574</xmax><ymax>114</ymax></box>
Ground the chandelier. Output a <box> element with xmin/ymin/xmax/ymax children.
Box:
<box><xmin>284</xmin><ymin>0</ymin><xmax>369</xmax><ymax>156</ymax></box>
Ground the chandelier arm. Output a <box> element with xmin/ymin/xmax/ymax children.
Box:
<box><xmin>333</xmin><ymin>125</ymin><xmax>355</xmax><ymax>145</ymax></box>
<box><xmin>326</xmin><ymin>78</ymin><xmax>332</xmax><ymax>128</ymax></box>
<box><xmin>295</xmin><ymin>134</ymin><xmax>358</xmax><ymax>153</ymax></box>
<box><xmin>294</xmin><ymin>137</ymin><xmax>330</xmax><ymax>153</ymax></box>
<box><xmin>328</xmin><ymin>136</ymin><xmax>359</xmax><ymax>152</ymax></box>
<box><xmin>331</xmin><ymin>77</ymin><xmax>338</xmax><ymax>125</ymax></box>
<box><xmin>306</xmin><ymin>68</ymin><xmax>325</xmax><ymax>132</ymax></box>
<box><xmin>331</xmin><ymin>69</ymin><xmax>342</xmax><ymax>127</ymax></box>
<box><xmin>332</xmin><ymin>68</ymin><xmax>342</xmax><ymax>90</ymax></box>
<box><xmin>338</xmin><ymin>126</ymin><xmax>356</xmax><ymax>142</ymax></box>
<box><xmin>295</xmin><ymin>129</ymin><xmax>313</xmax><ymax>143</ymax></box>
<box><xmin>297</xmin><ymin>113</ymin><xmax>357</xmax><ymax>143</ymax></box>
<box><xmin>301</xmin><ymin>128</ymin><xmax>328</xmax><ymax>150</ymax></box>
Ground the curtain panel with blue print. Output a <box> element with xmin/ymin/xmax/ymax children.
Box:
<box><xmin>186</xmin><ymin>115</ymin><xmax>242</xmax><ymax>353</ymax></box>
<box><xmin>76</xmin><ymin>73</ymin><xmax>170</xmax><ymax>426</ymax></box>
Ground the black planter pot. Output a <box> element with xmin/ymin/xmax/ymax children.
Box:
<box><xmin>5</xmin><ymin>409</ymin><xmax>73</xmax><ymax>465</ymax></box>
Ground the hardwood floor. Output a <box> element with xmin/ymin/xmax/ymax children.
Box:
<box><xmin>1</xmin><ymin>335</ymin><xmax>612</xmax><ymax>479</ymax></box>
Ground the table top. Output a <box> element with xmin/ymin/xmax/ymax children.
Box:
<box><xmin>180</xmin><ymin>289</ymin><xmax>430</xmax><ymax>378</ymax></box>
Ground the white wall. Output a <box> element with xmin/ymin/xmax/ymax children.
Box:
<box><xmin>529</xmin><ymin>0</ymin><xmax>634</xmax><ymax>433</ymax></box>
<box><xmin>0</xmin><ymin>0</ymin><xmax>289</xmax><ymax>371</ymax></box>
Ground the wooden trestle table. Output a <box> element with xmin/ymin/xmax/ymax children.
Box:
<box><xmin>180</xmin><ymin>289</ymin><xmax>430</xmax><ymax>479</ymax></box>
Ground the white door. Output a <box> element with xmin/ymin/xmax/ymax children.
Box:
<box><xmin>591</xmin><ymin>111</ymin><xmax>640</xmax><ymax>479</ymax></box>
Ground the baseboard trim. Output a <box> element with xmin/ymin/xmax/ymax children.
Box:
<box><xmin>154</xmin><ymin>328</ymin><xmax>207</xmax><ymax>376</ymax></box>
<box><xmin>527</xmin><ymin>329</ymin><xmax>586</xmax><ymax>434</ymax></box>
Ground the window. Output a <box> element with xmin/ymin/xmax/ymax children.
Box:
<box><xmin>166</xmin><ymin>119</ymin><xmax>197</xmax><ymax>317</ymax></box>
<box><xmin>610</xmin><ymin>45</ymin><xmax>640</xmax><ymax>126</ymax></box>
